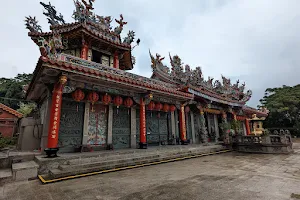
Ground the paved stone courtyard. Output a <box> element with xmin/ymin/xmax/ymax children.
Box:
<box><xmin>1</xmin><ymin>145</ymin><xmax>300</xmax><ymax>200</ymax></box>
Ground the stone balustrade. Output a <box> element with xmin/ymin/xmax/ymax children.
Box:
<box><xmin>229</xmin><ymin>130</ymin><xmax>293</xmax><ymax>154</ymax></box>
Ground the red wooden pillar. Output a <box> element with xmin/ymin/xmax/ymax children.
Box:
<box><xmin>139</xmin><ymin>98</ymin><xmax>147</xmax><ymax>149</ymax></box>
<box><xmin>245</xmin><ymin>119</ymin><xmax>251</xmax><ymax>135</ymax></box>
<box><xmin>179</xmin><ymin>105</ymin><xmax>188</xmax><ymax>145</ymax></box>
<box><xmin>45</xmin><ymin>75</ymin><xmax>67</xmax><ymax>157</ymax></box>
<box><xmin>81</xmin><ymin>41</ymin><xmax>88</xmax><ymax>60</ymax></box>
<box><xmin>113</xmin><ymin>51</ymin><xmax>119</xmax><ymax>69</ymax></box>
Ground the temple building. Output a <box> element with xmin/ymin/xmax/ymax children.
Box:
<box><xmin>24</xmin><ymin>1</ymin><xmax>268</xmax><ymax>155</ymax></box>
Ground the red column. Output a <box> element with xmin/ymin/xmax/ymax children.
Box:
<box><xmin>245</xmin><ymin>119</ymin><xmax>251</xmax><ymax>135</ymax></box>
<box><xmin>113</xmin><ymin>51</ymin><xmax>119</xmax><ymax>69</ymax></box>
<box><xmin>81</xmin><ymin>42</ymin><xmax>88</xmax><ymax>60</ymax></box>
<box><xmin>139</xmin><ymin>98</ymin><xmax>147</xmax><ymax>149</ymax></box>
<box><xmin>179</xmin><ymin>105</ymin><xmax>187</xmax><ymax>144</ymax></box>
<box><xmin>47</xmin><ymin>75</ymin><xmax>67</xmax><ymax>149</ymax></box>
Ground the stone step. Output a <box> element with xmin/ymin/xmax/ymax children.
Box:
<box><xmin>49</xmin><ymin>148</ymin><xmax>228</xmax><ymax>179</ymax></box>
<box><xmin>66</xmin><ymin>147</ymin><xmax>211</xmax><ymax>165</ymax></box>
<box><xmin>0</xmin><ymin>168</ymin><xmax>13</xmax><ymax>186</ymax></box>
<box><xmin>60</xmin><ymin>154</ymin><xmax>161</xmax><ymax>171</ymax></box>
<box><xmin>12</xmin><ymin>161</ymin><xmax>39</xmax><ymax>181</ymax></box>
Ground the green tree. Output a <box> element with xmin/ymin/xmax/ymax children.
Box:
<box><xmin>0</xmin><ymin>73</ymin><xmax>33</xmax><ymax>109</ymax></box>
<box><xmin>259</xmin><ymin>84</ymin><xmax>300</xmax><ymax>135</ymax></box>
<box><xmin>17</xmin><ymin>102</ymin><xmax>37</xmax><ymax>117</ymax></box>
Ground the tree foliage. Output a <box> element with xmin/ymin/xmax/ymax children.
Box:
<box><xmin>259</xmin><ymin>84</ymin><xmax>300</xmax><ymax>135</ymax></box>
<box><xmin>0</xmin><ymin>73</ymin><xmax>33</xmax><ymax>110</ymax></box>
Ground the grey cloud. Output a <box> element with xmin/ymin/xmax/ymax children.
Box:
<box><xmin>1</xmin><ymin>0</ymin><xmax>299</xmax><ymax>108</ymax></box>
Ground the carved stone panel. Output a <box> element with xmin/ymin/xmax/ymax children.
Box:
<box><xmin>58</xmin><ymin>100</ymin><xmax>84</xmax><ymax>152</ymax></box>
<box><xmin>112</xmin><ymin>107</ymin><xmax>131</xmax><ymax>149</ymax></box>
<box><xmin>146</xmin><ymin>111</ymin><xmax>168</xmax><ymax>145</ymax></box>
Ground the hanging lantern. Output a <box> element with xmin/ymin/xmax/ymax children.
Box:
<box><xmin>124</xmin><ymin>97</ymin><xmax>134</xmax><ymax>115</ymax></box>
<box><xmin>147</xmin><ymin>101</ymin><xmax>155</xmax><ymax>117</ymax></box>
<box><xmin>170</xmin><ymin>105</ymin><xmax>176</xmax><ymax>112</ymax></box>
<box><xmin>113</xmin><ymin>96</ymin><xmax>123</xmax><ymax>114</ymax></box>
<box><xmin>155</xmin><ymin>102</ymin><xmax>163</xmax><ymax>118</ymax></box>
<box><xmin>147</xmin><ymin>101</ymin><xmax>155</xmax><ymax>110</ymax></box>
<box><xmin>72</xmin><ymin>89</ymin><xmax>85</xmax><ymax>112</ymax></box>
<box><xmin>87</xmin><ymin>91</ymin><xmax>99</xmax><ymax>112</ymax></box>
<box><xmin>163</xmin><ymin>104</ymin><xmax>170</xmax><ymax>112</ymax></box>
<box><xmin>102</xmin><ymin>93</ymin><xmax>112</xmax><ymax>105</ymax></box>
<box><xmin>185</xmin><ymin>106</ymin><xmax>190</xmax><ymax>113</ymax></box>
<box><xmin>102</xmin><ymin>93</ymin><xmax>112</xmax><ymax>113</ymax></box>
<box><xmin>155</xmin><ymin>102</ymin><xmax>163</xmax><ymax>111</ymax></box>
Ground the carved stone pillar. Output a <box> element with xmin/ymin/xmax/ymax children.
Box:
<box><xmin>45</xmin><ymin>75</ymin><xmax>67</xmax><ymax>157</ymax></box>
<box><xmin>190</xmin><ymin>112</ymin><xmax>196</xmax><ymax>144</ymax></box>
<box><xmin>130</xmin><ymin>107</ymin><xmax>137</xmax><ymax>149</ymax></box>
<box><xmin>199</xmin><ymin>110</ymin><xmax>208</xmax><ymax>143</ymax></box>
<box><xmin>170</xmin><ymin>111</ymin><xmax>176</xmax><ymax>145</ymax></box>
<box><xmin>139</xmin><ymin>98</ymin><xmax>147</xmax><ymax>149</ymax></box>
<box><xmin>179</xmin><ymin>105</ymin><xmax>188</xmax><ymax>145</ymax></box>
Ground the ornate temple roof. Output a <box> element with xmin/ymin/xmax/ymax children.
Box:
<box><xmin>243</xmin><ymin>106</ymin><xmax>269</xmax><ymax>118</ymax></box>
<box><xmin>25</xmin><ymin>1</ymin><xmax>139</xmax><ymax>70</ymax></box>
<box><xmin>149</xmin><ymin>51</ymin><xmax>253</xmax><ymax>107</ymax></box>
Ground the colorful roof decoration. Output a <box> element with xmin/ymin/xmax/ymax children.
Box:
<box><xmin>243</xmin><ymin>106</ymin><xmax>269</xmax><ymax>117</ymax></box>
<box><xmin>0</xmin><ymin>103</ymin><xmax>23</xmax><ymax>118</ymax></box>
<box><xmin>150</xmin><ymin>51</ymin><xmax>252</xmax><ymax>105</ymax></box>
<box><xmin>25</xmin><ymin>0</ymin><xmax>139</xmax><ymax>70</ymax></box>
<box><xmin>32</xmin><ymin>53</ymin><xmax>194</xmax><ymax>99</ymax></box>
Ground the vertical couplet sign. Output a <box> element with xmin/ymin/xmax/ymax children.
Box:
<box><xmin>139</xmin><ymin>98</ymin><xmax>146</xmax><ymax>144</ymax></box>
<box><xmin>179</xmin><ymin>105</ymin><xmax>187</xmax><ymax>141</ymax></box>
<box><xmin>81</xmin><ymin>42</ymin><xmax>88</xmax><ymax>60</ymax></box>
<box><xmin>245</xmin><ymin>119</ymin><xmax>251</xmax><ymax>135</ymax></box>
<box><xmin>113</xmin><ymin>51</ymin><xmax>119</xmax><ymax>69</ymax></box>
<box><xmin>47</xmin><ymin>79</ymin><xmax>65</xmax><ymax>148</ymax></box>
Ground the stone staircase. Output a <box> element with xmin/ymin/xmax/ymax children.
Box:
<box><xmin>39</xmin><ymin>144</ymin><xmax>229</xmax><ymax>181</ymax></box>
<box><xmin>0</xmin><ymin>151</ymin><xmax>40</xmax><ymax>185</ymax></box>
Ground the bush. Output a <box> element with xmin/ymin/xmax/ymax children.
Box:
<box><xmin>0</xmin><ymin>136</ymin><xmax>17</xmax><ymax>149</ymax></box>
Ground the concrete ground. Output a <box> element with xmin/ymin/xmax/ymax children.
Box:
<box><xmin>1</xmin><ymin>145</ymin><xmax>300</xmax><ymax>200</ymax></box>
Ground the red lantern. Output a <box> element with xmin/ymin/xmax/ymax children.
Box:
<box><xmin>72</xmin><ymin>89</ymin><xmax>85</xmax><ymax>112</ymax></box>
<box><xmin>87</xmin><ymin>92</ymin><xmax>99</xmax><ymax>112</ymax></box>
<box><xmin>124</xmin><ymin>97</ymin><xmax>133</xmax><ymax>115</ymax></box>
<box><xmin>170</xmin><ymin>105</ymin><xmax>176</xmax><ymax>112</ymax></box>
<box><xmin>113</xmin><ymin>96</ymin><xmax>123</xmax><ymax>114</ymax></box>
<box><xmin>102</xmin><ymin>93</ymin><xmax>112</xmax><ymax>105</ymax></box>
<box><xmin>163</xmin><ymin>104</ymin><xmax>170</xmax><ymax>112</ymax></box>
<box><xmin>147</xmin><ymin>101</ymin><xmax>155</xmax><ymax>110</ymax></box>
<box><xmin>155</xmin><ymin>102</ymin><xmax>163</xmax><ymax>111</ymax></box>
<box><xmin>124</xmin><ymin>97</ymin><xmax>133</xmax><ymax>108</ymax></box>
<box><xmin>72</xmin><ymin>89</ymin><xmax>85</xmax><ymax>102</ymax></box>
<box><xmin>185</xmin><ymin>106</ymin><xmax>190</xmax><ymax>113</ymax></box>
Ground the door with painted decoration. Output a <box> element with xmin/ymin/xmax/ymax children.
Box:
<box><xmin>87</xmin><ymin>104</ymin><xmax>108</xmax><ymax>146</ymax></box>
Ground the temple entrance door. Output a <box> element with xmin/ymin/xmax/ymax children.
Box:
<box><xmin>58</xmin><ymin>100</ymin><xmax>84</xmax><ymax>153</ymax></box>
<box><xmin>87</xmin><ymin>104</ymin><xmax>108</xmax><ymax>146</ymax></box>
<box><xmin>112</xmin><ymin>107</ymin><xmax>131</xmax><ymax>149</ymax></box>
<box><xmin>146</xmin><ymin>111</ymin><xmax>168</xmax><ymax>146</ymax></box>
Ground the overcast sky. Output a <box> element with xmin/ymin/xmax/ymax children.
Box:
<box><xmin>1</xmin><ymin>0</ymin><xmax>300</xmax><ymax>107</ymax></box>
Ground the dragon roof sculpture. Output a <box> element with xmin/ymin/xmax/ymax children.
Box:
<box><xmin>25</xmin><ymin>1</ymin><xmax>138</xmax><ymax>47</ymax></box>
<box><xmin>150</xmin><ymin>51</ymin><xmax>252</xmax><ymax>104</ymax></box>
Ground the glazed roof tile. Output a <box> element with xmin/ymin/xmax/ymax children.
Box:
<box><xmin>0</xmin><ymin>103</ymin><xmax>23</xmax><ymax>118</ymax></box>
<box><xmin>40</xmin><ymin>56</ymin><xmax>193</xmax><ymax>99</ymax></box>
